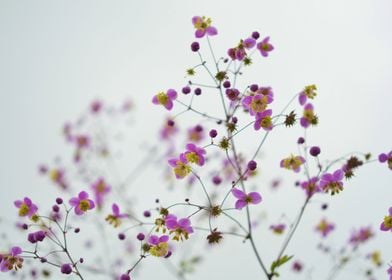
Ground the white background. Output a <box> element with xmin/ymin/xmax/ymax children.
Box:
<box><xmin>0</xmin><ymin>1</ymin><xmax>391</xmax><ymax>280</ymax></box>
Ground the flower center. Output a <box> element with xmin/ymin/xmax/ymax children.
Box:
<box><xmin>174</xmin><ymin>162</ymin><xmax>191</xmax><ymax>178</ymax></box>
<box><xmin>79</xmin><ymin>200</ymin><xmax>90</xmax><ymax>211</ymax></box>
<box><xmin>156</xmin><ymin>92</ymin><xmax>168</xmax><ymax>105</ymax></box>
<box><xmin>260</xmin><ymin>116</ymin><xmax>272</xmax><ymax>129</ymax></box>
<box><xmin>18</xmin><ymin>204</ymin><xmax>29</xmax><ymax>217</ymax></box>
<box><xmin>185</xmin><ymin>152</ymin><xmax>199</xmax><ymax>164</ymax></box>
<box><xmin>384</xmin><ymin>216</ymin><xmax>392</xmax><ymax>228</ymax></box>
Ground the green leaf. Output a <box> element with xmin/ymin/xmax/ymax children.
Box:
<box><xmin>270</xmin><ymin>255</ymin><xmax>294</xmax><ymax>273</ymax></box>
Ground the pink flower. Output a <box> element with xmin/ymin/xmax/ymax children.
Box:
<box><xmin>165</xmin><ymin>214</ymin><xmax>194</xmax><ymax>241</ymax></box>
<box><xmin>227</xmin><ymin>38</ymin><xmax>256</xmax><ymax>61</ymax></box>
<box><xmin>387</xmin><ymin>266</ymin><xmax>392</xmax><ymax>280</ymax></box>
<box><xmin>91</xmin><ymin>178</ymin><xmax>111</xmax><ymax>209</ymax></box>
<box><xmin>192</xmin><ymin>16</ymin><xmax>217</xmax><ymax>38</ymax></box>
<box><xmin>105</xmin><ymin>203</ymin><xmax>129</xmax><ymax>228</ymax></box>
<box><xmin>168</xmin><ymin>154</ymin><xmax>191</xmax><ymax>179</ymax></box>
<box><xmin>0</xmin><ymin>247</ymin><xmax>23</xmax><ymax>272</ymax></box>
<box><xmin>349</xmin><ymin>226</ymin><xmax>374</xmax><ymax>246</ymax></box>
<box><xmin>320</xmin><ymin>169</ymin><xmax>344</xmax><ymax>195</ymax></box>
<box><xmin>300</xmin><ymin>177</ymin><xmax>321</xmax><ymax>198</ymax></box>
<box><xmin>280</xmin><ymin>155</ymin><xmax>305</xmax><ymax>173</ymax></box>
<box><xmin>257</xmin><ymin>36</ymin><xmax>274</xmax><ymax>57</ymax></box>
<box><xmin>231</xmin><ymin>188</ymin><xmax>262</xmax><ymax>210</ymax></box>
<box><xmin>315</xmin><ymin>218</ymin><xmax>335</xmax><ymax>237</ymax></box>
<box><xmin>69</xmin><ymin>191</ymin><xmax>95</xmax><ymax>215</ymax></box>
<box><xmin>14</xmin><ymin>197</ymin><xmax>38</xmax><ymax>218</ymax></box>
<box><xmin>254</xmin><ymin>109</ymin><xmax>273</xmax><ymax>131</ymax></box>
<box><xmin>380</xmin><ymin>207</ymin><xmax>392</xmax><ymax>232</ymax></box>
<box><xmin>300</xmin><ymin>103</ymin><xmax>318</xmax><ymax>128</ymax></box>
<box><xmin>184</xmin><ymin>143</ymin><xmax>206</xmax><ymax>166</ymax></box>
<box><xmin>270</xmin><ymin>223</ymin><xmax>286</xmax><ymax>234</ymax></box>
<box><xmin>152</xmin><ymin>89</ymin><xmax>177</xmax><ymax>111</ymax></box>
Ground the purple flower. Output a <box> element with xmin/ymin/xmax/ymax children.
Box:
<box><xmin>378</xmin><ymin>151</ymin><xmax>392</xmax><ymax>170</ymax></box>
<box><xmin>27</xmin><ymin>231</ymin><xmax>46</xmax><ymax>244</ymax></box>
<box><xmin>231</xmin><ymin>188</ymin><xmax>262</xmax><ymax>210</ymax></box>
<box><xmin>257</xmin><ymin>36</ymin><xmax>274</xmax><ymax>57</ymax></box>
<box><xmin>184</xmin><ymin>143</ymin><xmax>206</xmax><ymax>166</ymax></box>
<box><xmin>300</xmin><ymin>177</ymin><xmax>321</xmax><ymax>198</ymax></box>
<box><xmin>187</xmin><ymin>125</ymin><xmax>205</xmax><ymax>143</ymax></box>
<box><xmin>270</xmin><ymin>223</ymin><xmax>286</xmax><ymax>234</ymax></box>
<box><xmin>388</xmin><ymin>266</ymin><xmax>392</xmax><ymax>280</ymax></box>
<box><xmin>300</xmin><ymin>103</ymin><xmax>318</xmax><ymax>128</ymax></box>
<box><xmin>192</xmin><ymin>16</ymin><xmax>217</xmax><ymax>38</ymax></box>
<box><xmin>349</xmin><ymin>226</ymin><xmax>374</xmax><ymax>246</ymax></box>
<box><xmin>165</xmin><ymin>214</ymin><xmax>194</xmax><ymax>241</ymax></box>
<box><xmin>320</xmin><ymin>169</ymin><xmax>344</xmax><ymax>195</ymax></box>
<box><xmin>280</xmin><ymin>155</ymin><xmax>305</xmax><ymax>173</ymax></box>
<box><xmin>227</xmin><ymin>38</ymin><xmax>256</xmax><ymax>61</ymax></box>
<box><xmin>315</xmin><ymin>218</ymin><xmax>335</xmax><ymax>237</ymax></box>
<box><xmin>380</xmin><ymin>207</ymin><xmax>392</xmax><ymax>232</ymax></box>
<box><xmin>298</xmin><ymin>84</ymin><xmax>317</xmax><ymax>105</ymax></box>
<box><xmin>152</xmin><ymin>89</ymin><xmax>177</xmax><ymax>111</ymax></box>
<box><xmin>147</xmin><ymin>235</ymin><xmax>170</xmax><ymax>257</ymax></box>
<box><xmin>168</xmin><ymin>154</ymin><xmax>191</xmax><ymax>179</ymax></box>
<box><xmin>254</xmin><ymin>109</ymin><xmax>273</xmax><ymax>131</ymax></box>
<box><xmin>69</xmin><ymin>191</ymin><xmax>95</xmax><ymax>215</ymax></box>
<box><xmin>91</xmin><ymin>178</ymin><xmax>111</xmax><ymax>209</ymax></box>
<box><xmin>14</xmin><ymin>197</ymin><xmax>38</xmax><ymax>218</ymax></box>
<box><xmin>105</xmin><ymin>203</ymin><xmax>129</xmax><ymax>228</ymax></box>
<box><xmin>0</xmin><ymin>247</ymin><xmax>23</xmax><ymax>272</ymax></box>
<box><xmin>242</xmin><ymin>89</ymin><xmax>273</xmax><ymax>116</ymax></box>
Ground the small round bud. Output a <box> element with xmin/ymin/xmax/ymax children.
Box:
<box><xmin>232</xmin><ymin>117</ymin><xmax>238</xmax><ymax>124</ymax></box>
<box><xmin>56</xmin><ymin>198</ymin><xmax>63</xmax><ymax>205</ymax></box>
<box><xmin>212</xmin><ymin>175</ymin><xmax>222</xmax><ymax>185</ymax></box>
<box><xmin>247</xmin><ymin>160</ymin><xmax>257</xmax><ymax>171</ymax></box>
<box><xmin>250</xmin><ymin>84</ymin><xmax>258</xmax><ymax>92</ymax></box>
<box><xmin>22</xmin><ymin>223</ymin><xmax>28</xmax><ymax>230</ymax></box>
<box><xmin>209</xmin><ymin>129</ymin><xmax>218</xmax><ymax>138</ymax></box>
<box><xmin>155</xmin><ymin>199</ymin><xmax>160</xmax><ymax>203</ymax></box>
<box><xmin>251</xmin><ymin>31</ymin><xmax>260</xmax><ymax>40</ymax></box>
<box><xmin>182</xmin><ymin>86</ymin><xmax>191</xmax><ymax>94</ymax></box>
<box><xmin>120</xmin><ymin>274</ymin><xmax>131</xmax><ymax>280</ymax></box>
<box><xmin>60</xmin><ymin>264</ymin><xmax>72</xmax><ymax>275</ymax></box>
<box><xmin>79</xmin><ymin>258</ymin><xmax>84</xmax><ymax>263</ymax></box>
<box><xmin>52</xmin><ymin>205</ymin><xmax>60</xmax><ymax>212</ymax></box>
<box><xmin>297</xmin><ymin>137</ymin><xmax>305</xmax><ymax>144</ymax></box>
<box><xmin>195</xmin><ymin>125</ymin><xmax>203</xmax><ymax>132</ymax></box>
<box><xmin>194</xmin><ymin>87</ymin><xmax>202</xmax><ymax>95</ymax></box>
<box><xmin>321</xmin><ymin>203</ymin><xmax>328</xmax><ymax>210</ymax></box>
<box><xmin>40</xmin><ymin>257</ymin><xmax>47</xmax><ymax>263</ymax></box>
<box><xmin>310</xmin><ymin>146</ymin><xmax>321</xmax><ymax>157</ymax></box>
<box><xmin>191</xmin><ymin>41</ymin><xmax>200</xmax><ymax>52</ymax></box>
<box><xmin>185</xmin><ymin>198</ymin><xmax>190</xmax><ymax>202</ymax></box>
<box><xmin>74</xmin><ymin>228</ymin><xmax>80</xmax><ymax>233</ymax></box>
<box><xmin>136</xmin><ymin>233</ymin><xmax>145</xmax><ymax>241</ymax></box>
<box><xmin>167</xmin><ymin>120</ymin><xmax>175</xmax><ymax>127</ymax></box>
<box><xmin>143</xmin><ymin>210</ymin><xmax>151</xmax><ymax>218</ymax></box>
<box><xmin>223</xmin><ymin>81</ymin><xmax>231</xmax><ymax>88</ymax></box>
<box><xmin>118</xmin><ymin>233</ymin><xmax>126</xmax><ymax>240</ymax></box>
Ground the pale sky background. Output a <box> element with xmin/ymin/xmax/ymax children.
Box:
<box><xmin>0</xmin><ymin>1</ymin><xmax>391</xmax><ymax>280</ymax></box>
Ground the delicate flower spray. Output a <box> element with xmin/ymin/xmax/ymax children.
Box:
<box><xmin>1</xmin><ymin>16</ymin><xmax>391</xmax><ymax>280</ymax></box>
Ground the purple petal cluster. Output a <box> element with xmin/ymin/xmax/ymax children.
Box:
<box><xmin>231</xmin><ymin>188</ymin><xmax>262</xmax><ymax>210</ymax></box>
<box><xmin>69</xmin><ymin>191</ymin><xmax>95</xmax><ymax>215</ymax></box>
